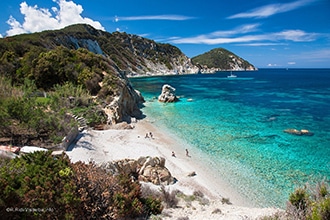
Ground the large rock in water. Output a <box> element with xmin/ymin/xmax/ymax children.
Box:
<box><xmin>158</xmin><ymin>84</ymin><xmax>178</xmax><ymax>102</ymax></box>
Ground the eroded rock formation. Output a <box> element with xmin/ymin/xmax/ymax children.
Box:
<box><xmin>103</xmin><ymin>73</ymin><xmax>145</xmax><ymax>125</ymax></box>
<box><xmin>158</xmin><ymin>84</ymin><xmax>178</xmax><ymax>103</ymax></box>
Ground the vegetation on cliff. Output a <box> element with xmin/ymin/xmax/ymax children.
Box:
<box><xmin>0</xmin><ymin>24</ymin><xmax>194</xmax><ymax>146</ymax></box>
<box><xmin>191</xmin><ymin>48</ymin><xmax>256</xmax><ymax>70</ymax></box>
<box><xmin>0</xmin><ymin>24</ymin><xmax>149</xmax><ymax>146</ymax></box>
<box><xmin>0</xmin><ymin>76</ymin><xmax>109</xmax><ymax>147</ymax></box>
<box><xmin>0</xmin><ymin>23</ymin><xmax>188</xmax><ymax>79</ymax></box>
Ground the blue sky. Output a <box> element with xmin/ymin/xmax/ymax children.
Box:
<box><xmin>0</xmin><ymin>0</ymin><xmax>329</xmax><ymax>68</ymax></box>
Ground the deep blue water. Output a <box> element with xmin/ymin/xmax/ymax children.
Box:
<box><xmin>130</xmin><ymin>69</ymin><xmax>330</xmax><ymax>207</ymax></box>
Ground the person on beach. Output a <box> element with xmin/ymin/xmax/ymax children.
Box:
<box><xmin>186</xmin><ymin>149</ymin><xmax>190</xmax><ymax>157</ymax></box>
<box><xmin>145</xmin><ymin>133</ymin><xmax>149</xmax><ymax>138</ymax></box>
<box><xmin>172</xmin><ymin>151</ymin><xmax>176</xmax><ymax>157</ymax></box>
<box><xmin>149</xmin><ymin>132</ymin><xmax>153</xmax><ymax>139</ymax></box>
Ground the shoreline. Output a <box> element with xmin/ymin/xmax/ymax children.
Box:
<box><xmin>66</xmin><ymin>118</ymin><xmax>249</xmax><ymax>205</ymax></box>
<box><xmin>66</xmin><ymin>118</ymin><xmax>282</xmax><ymax>218</ymax></box>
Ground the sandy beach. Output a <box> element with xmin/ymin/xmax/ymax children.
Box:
<box><xmin>66</xmin><ymin>118</ymin><xmax>282</xmax><ymax>219</ymax></box>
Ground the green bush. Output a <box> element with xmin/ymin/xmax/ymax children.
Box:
<box><xmin>71</xmin><ymin>161</ymin><xmax>163</xmax><ymax>219</ymax></box>
<box><xmin>0</xmin><ymin>151</ymin><xmax>80</xmax><ymax>219</ymax></box>
<box><xmin>142</xmin><ymin>197</ymin><xmax>163</xmax><ymax>216</ymax></box>
<box><xmin>113</xmin><ymin>174</ymin><xmax>146</xmax><ymax>217</ymax></box>
<box><xmin>285</xmin><ymin>181</ymin><xmax>330</xmax><ymax>220</ymax></box>
<box><xmin>289</xmin><ymin>187</ymin><xmax>309</xmax><ymax>211</ymax></box>
<box><xmin>0</xmin><ymin>79</ymin><xmax>77</xmax><ymax>146</ymax></box>
<box><xmin>0</xmin><ymin>152</ymin><xmax>163</xmax><ymax>219</ymax></box>
<box><xmin>311</xmin><ymin>197</ymin><xmax>330</xmax><ymax>220</ymax></box>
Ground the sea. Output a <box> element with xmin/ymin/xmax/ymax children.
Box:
<box><xmin>130</xmin><ymin>68</ymin><xmax>330</xmax><ymax>208</ymax></box>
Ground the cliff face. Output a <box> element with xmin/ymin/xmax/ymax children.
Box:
<box><xmin>35</xmin><ymin>24</ymin><xmax>199</xmax><ymax>76</ymax></box>
<box><xmin>103</xmin><ymin>72</ymin><xmax>145</xmax><ymax>124</ymax></box>
<box><xmin>105</xmin><ymin>32</ymin><xmax>199</xmax><ymax>76</ymax></box>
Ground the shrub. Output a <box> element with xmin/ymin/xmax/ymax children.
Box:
<box><xmin>0</xmin><ymin>79</ymin><xmax>77</xmax><ymax>146</ymax></box>
<box><xmin>0</xmin><ymin>153</ymin><xmax>163</xmax><ymax>219</ymax></box>
<box><xmin>282</xmin><ymin>181</ymin><xmax>330</xmax><ymax>220</ymax></box>
<box><xmin>113</xmin><ymin>174</ymin><xmax>146</xmax><ymax>217</ymax></box>
<box><xmin>0</xmin><ymin>151</ymin><xmax>80</xmax><ymax>219</ymax></box>
<box><xmin>142</xmin><ymin>197</ymin><xmax>163</xmax><ymax>216</ymax></box>
<box><xmin>159</xmin><ymin>185</ymin><xmax>179</xmax><ymax>208</ymax></box>
<box><xmin>311</xmin><ymin>197</ymin><xmax>330</xmax><ymax>220</ymax></box>
<box><xmin>193</xmin><ymin>190</ymin><xmax>204</xmax><ymax>198</ymax></box>
<box><xmin>71</xmin><ymin>161</ymin><xmax>118</xmax><ymax>219</ymax></box>
<box><xmin>71</xmin><ymin>161</ymin><xmax>162</xmax><ymax>219</ymax></box>
<box><xmin>289</xmin><ymin>187</ymin><xmax>309</xmax><ymax>211</ymax></box>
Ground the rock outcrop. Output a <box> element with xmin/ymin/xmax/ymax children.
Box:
<box><xmin>103</xmin><ymin>72</ymin><xmax>145</xmax><ymax>124</ymax></box>
<box><xmin>158</xmin><ymin>84</ymin><xmax>179</xmax><ymax>103</ymax></box>
<box><xmin>103</xmin><ymin>156</ymin><xmax>174</xmax><ymax>185</ymax></box>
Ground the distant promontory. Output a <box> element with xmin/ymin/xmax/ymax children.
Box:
<box><xmin>191</xmin><ymin>48</ymin><xmax>257</xmax><ymax>73</ymax></box>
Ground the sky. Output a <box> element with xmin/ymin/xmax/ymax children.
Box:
<box><xmin>0</xmin><ymin>0</ymin><xmax>329</xmax><ymax>68</ymax></box>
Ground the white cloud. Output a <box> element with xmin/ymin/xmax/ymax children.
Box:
<box><xmin>6</xmin><ymin>15</ymin><xmax>25</xmax><ymax>36</ymax></box>
<box><xmin>169</xmin><ymin>26</ymin><xmax>318</xmax><ymax>45</ymax></box>
<box><xmin>274</xmin><ymin>30</ymin><xmax>317</xmax><ymax>42</ymax></box>
<box><xmin>227</xmin><ymin>0</ymin><xmax>316</xmax><ymax>19</ymax></box>
<box><xmin>6</xmin><ymin>0</ymin><xmax>105</xmax><ymax>36</ymax></box>
<box><xmin>170</xmin><ymin>35</ymin><xmax>265</xmax><ymax>45</ymax></box>
<box><xmin>115</xmin><ymin>15</ymin><xmax>194</xmax><ymax>22</ymax></box>
<box><xmin>209</xmin><ymin>23</ymin><xmax>260</xmax><ymax>37</ymax></box>
<box><xmin>238</xmin><ymin>43</ymin><xmax>288</xmax><ymax>46</ymax></box>
<box><xmin>291</xmin><ymin>49</ymin><xmax>330</xmax><ymax>62</ymax></box>
<box><xmin>288</xmin><ymin>62</ymin><xmax>296</xmax><ymax>65</ymax></box>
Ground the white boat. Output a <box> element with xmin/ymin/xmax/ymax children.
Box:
<box><xmin>227</xmin><ymin>72</ymin><xmax>237</xmax><ymax>78</ymax></box>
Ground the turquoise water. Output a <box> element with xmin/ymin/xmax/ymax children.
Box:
<box><xmin>130</xmin><ymin>69</ymin><xmax>330</xmax><ymax>208</ymax></box>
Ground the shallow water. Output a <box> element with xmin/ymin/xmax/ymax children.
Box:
<box><xmin>130</xmin><ymin>69</ymin><xmax>330</xmax><ymax>207</ymax></box>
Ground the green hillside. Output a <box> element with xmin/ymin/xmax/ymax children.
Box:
<box><xmin>191</xmin><ymin>48</ymin><xmax>256</xmax><ymax>70</ymax></box>
<box><xmin>0</xmin><ymin>24</ymin><xmax>185</xmax><ymax>88</ymax></box>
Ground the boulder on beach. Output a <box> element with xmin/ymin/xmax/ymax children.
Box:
<box><xmin>106</xmin><ymin>156</ymin><xmax>174</xmax><ymax>185</ymax></box>
<box><xmin>158</xmin><ymin>84</ymin><xmax>179</xmax><ymax>103</ymax></box>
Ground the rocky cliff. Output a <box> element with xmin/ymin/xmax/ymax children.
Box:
<box><xmin>18</xmin><ymin>24</ymin><xmax>199</xmax><ymax>76</ymax></box>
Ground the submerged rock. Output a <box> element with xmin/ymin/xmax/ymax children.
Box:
<box><xmin>284</xmin><ymin>128</ymin><xmax>314</xmax><ymax>136</ymax></box>
<box><xmin>158</xmin><ymin>84</ymin><xmax>179</xmax><ymax>102</ymax></box>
